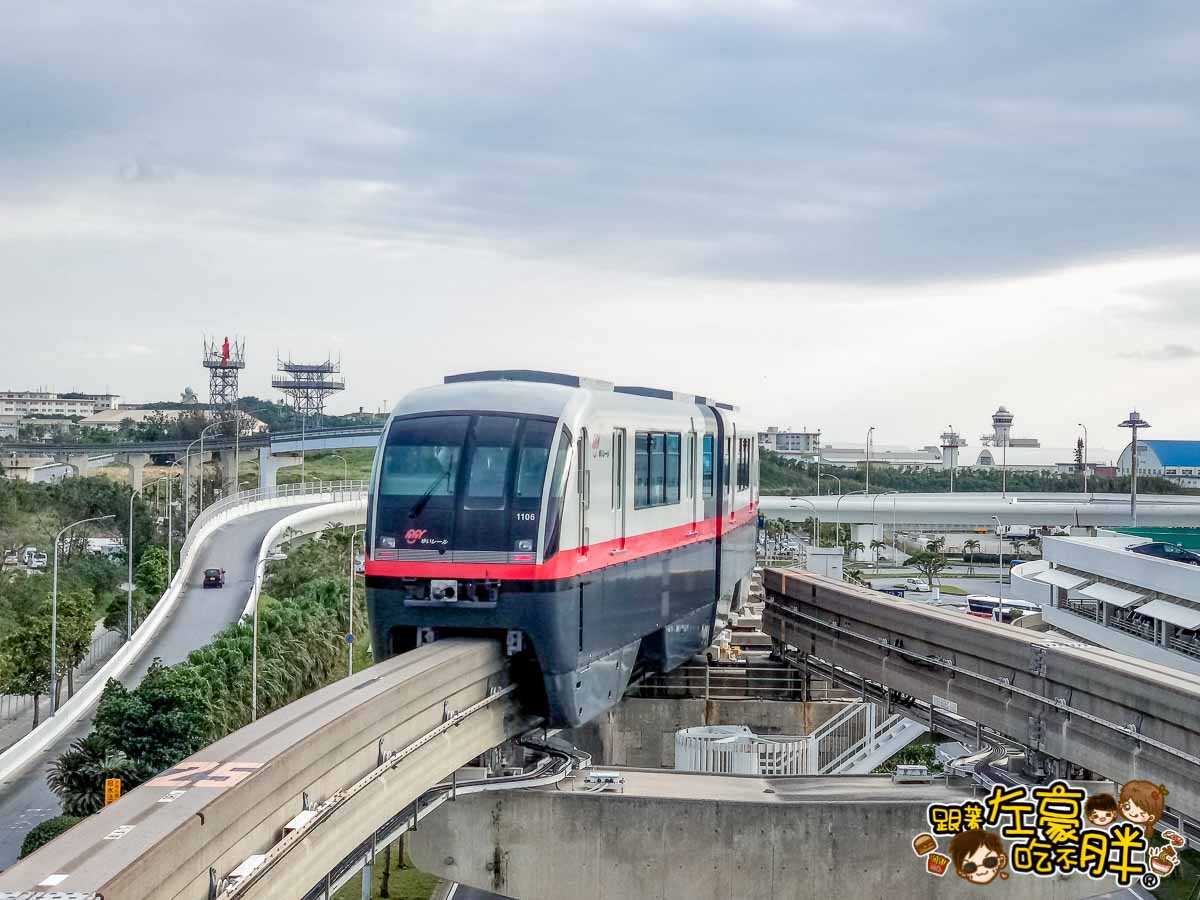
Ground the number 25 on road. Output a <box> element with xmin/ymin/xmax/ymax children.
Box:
<box><xmin>147</xmin><ymin>761</ymin><xmax>263</xmax><ymax>790</ymax></box>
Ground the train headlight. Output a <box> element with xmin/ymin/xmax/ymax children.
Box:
<box><xmin>515</xmin><ymin>539</ymin><xmax>533</xmax><ymax>552</ymax></box>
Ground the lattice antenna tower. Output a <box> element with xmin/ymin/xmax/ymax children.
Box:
<box><xmin>272</xmin><ymin>354</ymin><xmax>346</xmax><ymax>425</ymax></box>
<box><xmin>202</xmin><ymin>336</ymin><xmax>246</xmax><ymax>430</ymax></box>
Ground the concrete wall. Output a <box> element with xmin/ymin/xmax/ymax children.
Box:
<box><xmin>564</xmin><ymin>697</ymin><xmax>851</xmax><ymax>768</ymax></box>
<box><xmin>410</xmin><ymin>786</ymin><xmax>1093</xmax><ymax>900</ymax></box>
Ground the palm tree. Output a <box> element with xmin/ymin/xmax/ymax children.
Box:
<box><xmin>925</xmin><ymin>536</ymin><xmax>947</xmax><ymax>555</ymax></box>
<box><xmin>47</xmin><ymin>735</ymin><xmax>142</xmax><ymax>816</ymax></box>
<box><xmin>963</xmin><ymin>539</ymin><xmax>981</xmax><ymax>575</ymax></box>
<box><xmin>870</xmin><ymin>539</ymin><xmax>887</xmax><ymax>568</ymax></box>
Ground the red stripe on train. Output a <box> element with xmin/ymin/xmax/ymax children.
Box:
<box><xmin>365</xmin><ymin>501</ymin><xmax>758</xmax><ymax>582</ymax></box>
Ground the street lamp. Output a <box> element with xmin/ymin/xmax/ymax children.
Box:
<box><xmin>331</xmin><ymin>453</ymin><xmax>349</xmax><ymax>484</ymax></box>
<box><xmin>1077</xmin><ymin>423</ymin><xmax>1089</xmax><ymax>499</ymax></box>
<box><xmin>127</xmin><ymin>488</ymin><xmax>138</xmax><ymax>642</ymax></box>
<box><xmin>992</xmin><ymin>514</ymin><xmax>1004</xmax><ymax>623</ymax></box>
<box><xmin>865</xmin><ymin>426</ymin><xmax>875</xmax><ymax>497</ymax></box>
<box><xmin>347</xmin><ymin>527</ymin><xmax>364</xmax><ymax>676</ymax></box>
<box><xmin>834</xmin><ymin>489</ymin><xmax>867</xmax><ymax>556</ymax></box>
<box><xmin>252</xmin><ymin>551</ymin><xmax>289</xmax><ymax>722</ymax></box>
<box><xmin>165</xmin><ymin>460</ymin><xmax>184</xmax><ymax>585</ymax></box>
<box><xmin>814</xmin><ymin>430</ymin><xmax>822</xmax><ymax>499</ymax></box>
<box><xmin>51</xmin><ymin>514</ymin><xmax>115</xmax><ymax>716</ymax></box>
<box><xmin>197</xmin><ymin>421</ymin><xmax>223</xmax><ymax>522</ymax></box>
<box><xmin>871</xmin><ymin>490</ymin><xmax>898</xmax><ymax>567</ymax></box>
<box><xmin>825</xmin><ymin>475</ymin><xmax>842</xmax><ymax>498</ymax></box>
<box><xmin>1118</xmin><ymin>411</ymin><xmax>1151</xmax><ymax>527</ymax></box>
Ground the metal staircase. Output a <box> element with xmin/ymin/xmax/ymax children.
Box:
<box><xmin>808</xmin><ymin>702</ymin><xmax>929</xmax><ymax>775</ymax></box>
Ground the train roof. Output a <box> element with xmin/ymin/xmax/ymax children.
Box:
<box><xmin>441</xmin><ymin>370</ymin><xmax>738</xmax><ymax>412</ymax></box>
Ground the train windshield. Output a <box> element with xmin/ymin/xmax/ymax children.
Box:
<box><xmin>375</xmin><ymin>414</ymin><xmax>556</xmax><ymax>555</ymax></box>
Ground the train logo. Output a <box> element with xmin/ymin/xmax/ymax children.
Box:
<box><xmin>405</xmin><ymin>529</ymin><xmax>428</xmax><ymax>545</ymax></box>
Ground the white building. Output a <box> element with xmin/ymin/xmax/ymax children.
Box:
<box><xmin>758</xmin><ymin>427</ymin><xmax>820</xmax><ymax>457</ymax></box>
<box><xmin>0</xmin><ymin>391</ymin><xmax>120</xmax><ymax>417</ymax></box>
<box><xmin>2</xmin><ymin>455</ymin><xmax>71</xmax><ymax>483</ymax></box>
<box><xmin>1117</xmin><ymin>440</ymin><xmax>1200</xmax><ymax>490</ymax></box>
<box><xmin>0</xmin><ymin>415</ymin><xmax>19</xmax><ymax>440</ymax></box>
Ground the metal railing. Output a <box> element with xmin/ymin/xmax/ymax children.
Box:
<box><xmin>180</xmin><ymin>479</ymin><xmax>369</xmax><ymax>568</ymax></box>
<box><xmin>809</xmin><ymin>701</ymin><xmax>874</xmax><ymax>772</ymax></box>
<box><xmin>1058</xmin><ymin>601</ymin><xmax>1200</xmax><ymax>663</ymax></box>
<box><xmin>627</xmin><ymin>664</ymin><xmax>852</xmax><ymax>702</ymax></box>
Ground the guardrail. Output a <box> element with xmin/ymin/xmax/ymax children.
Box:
<box><xmin>627</xmin><ymin>664</ymin><xmax>852</xmax><ymax>702</ymax></box>
<box><xmin>181</xmin><ymin>480</ymin><xmax>369</xmax><ymax>567</ymax></box>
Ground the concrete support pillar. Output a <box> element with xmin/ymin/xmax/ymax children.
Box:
<box><xmin>1101</xmin><ymin>603</ymin><xmax>1110</xmax><ymax>627</ymax></box>
<box><xmin>65</xmin><ymin>452</ymin><xmax>90</xmax><ymax>477</ymax></box>
<box><xmin>360</xmin><ymin>857</ymin><xmax>373</xmax><ymax>900</ymax></box>
<box><xmin>119</xmin><ymin>452</ymin><xmax>150</xmax><ymax>493</ymax></box>
<box><xmin>217</xmin><ymin>449</ymin><xmax>254</xmax><ymax>496</ymax></box>
<box><xmin>259</xmin><ymin>447</ymin><xmax>303</xmax><ymax>490</ymax></box>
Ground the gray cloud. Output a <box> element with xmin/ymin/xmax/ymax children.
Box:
<box><xmin>3</xmin><ymin>2</ymin><xmax>1200</xmax><ymax>282</ymax></box>
<box><xmin>1119</xmin><ymin>344</ymin><xmax>1200</xmax><ymax>361</ymax></box>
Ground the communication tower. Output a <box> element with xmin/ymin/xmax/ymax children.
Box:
<box><xmin>272</xmin><ymin>355</ymin><xmax>346</xmax><ymax>425</ymax></box>
<box><xmin>939</xmin><ymin>429</ymin><xmax>964</xmax><ymax>470</ymax></box>
<box><xmin>203</xmin><ymin>336</ymin><xmax>246</xmax><ymax>428</ymax></box>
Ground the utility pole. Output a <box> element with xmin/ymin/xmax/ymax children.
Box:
<box><xmin>1119</xmin><ymin>411</ymin><xmax>1150</xmax><ymax>526</ymax></box>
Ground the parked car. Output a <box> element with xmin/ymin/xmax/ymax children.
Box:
<box><xmin>203</xmin><ymin>568</ymin><xmax>227</xmax><ymax>588</ymax></box>
<box><xmin>904</xmin><ymin>578</ymin><xmax>932</xmax><ymax>593</ymax></box>
<box><xmin>1130</xmin><ymin>542</ymin><xmax>1200</xmax><ymax>566</ymax></box>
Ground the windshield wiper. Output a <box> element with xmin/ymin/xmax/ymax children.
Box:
<box><xmin>408</xmin><ymin>468</ymin><xmax>452</xmax><ymax>518</ymax></box>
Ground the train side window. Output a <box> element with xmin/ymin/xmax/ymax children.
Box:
<box><xmin>724</xmin><ymin>438</ymin><xmax>731</xmax><ymax>488</ymax></box>
<box><xmin>736</xmin><ymin>437</ymin><xmax>751</xmax><ymax>491</ymax></box>
<box><xmin>665</xmin><ymin>434</ymin><xmax>681</xmax><ymax>504</ymax></box>
<box><xmin>635</xmin><ymin>431</ymin><xmax>681</xmax><ymax>508</ymax></box>
<box><xmin>649</xmin><ymin>433</ymin><xmax>666</xmax><ymax>505</ymax></box>
<box><xmin>634</xmin><ymin>432</ymin><xmax>650</xmax><ymax>507</ymax></box>
<box><xmin>702</xmin><ymin>435</ymin><xmax>714</xmax><ymax>497</ymax></box>
<box><xmin>612</xmin><ymin>431</ymin><xmax>625</xmax><ymax>509</ymax></box>
<box><xmin>542</xmin><ymin>426</ymin><xmax>573</xmax><ymax>559</ymax></box>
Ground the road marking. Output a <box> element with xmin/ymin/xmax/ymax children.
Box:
<box><xmin>104</xmin><ymin>825</ymin><xmax>135</xmax><ymax>840</ymax></box>
<box><xmin>147</xmin><ymin>760</ymin><xmax>262</xmax><ymax>789</ymax></box>
<box><xmin>158</xmin><ymin>789</ymin><xmax>188</xmax><ymax>803</ymax></box>
<box><xmin>38</xmin><ymin>874</ymin><xmax>69</xmax><ymax>886</ymax></box>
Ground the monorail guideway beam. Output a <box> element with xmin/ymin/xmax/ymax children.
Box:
<box><xmin>762</xmin><ymin>570</ymin><xmax>1200</xmax><ymax>819</ymax></box>
<box><xmin>0</xmin><ymin>639</ymin><xmax>532</xmax><ymax>900</ymax></box>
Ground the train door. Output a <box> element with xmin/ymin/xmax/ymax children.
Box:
<box><xmin>726</xmin><ymin>426</ymin><xmax>736</xmax><ymax>522</ymax></box>
<box><xmin>577</xmin><ymin>428</ymin><xmax>590</xmax><ymax>554</ymax></box>
<box><xmin>612</xmin><ymin>428</ymin><xmax>626</xmax><ymax>552</ymax></box>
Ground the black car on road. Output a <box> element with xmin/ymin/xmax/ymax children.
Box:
<box><xmin>203</xmin><ymin>568</ymin><xmax>226</xmax><ymax>588</ymax></box>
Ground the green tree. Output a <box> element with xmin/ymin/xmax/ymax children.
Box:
<box><xmin>843</xmin><ymin>540</ymin><xmax>865</xmax><ymax>563</ymax></box>
<box><xmin>925</xmin><ymin>536</ymin><xmax>946</xmax><ymax>555</ymax></box>
<box><xmin>869</xmin><ymin>539</ymin><xmax>887</xmax><ymax>567</ymax></box>
<box><xmin>904</xmin><ymin>550</ymin><xmax>948</xmax><ymax>589</ymax></box>
<box><xmin>19</xmin><ymin>815</ymin><xmax>82</xmax><ymax>859</ymax></box>
<box><xmin>963</xmin><ymin>539</ymin><xmax>981</xmax><ymax>574</ymax></box>
<box><xmin>93</xmin><ymin>661</ymin><xmax>213</xmax><ymax>772</ymax></box>
<box><xmin>55</xmin><ymin>587</ymin><xmax>96</xmax><ymax>700</ymax></box>
<box><xmin>1</xmin><ymin>610</ymin><xmax>52</xmax><ymax>728</ymax></box>
<box><xmin>134</xmin><ymin>546</ymin><xmax>169</xmax><ymax>598</ymax></box>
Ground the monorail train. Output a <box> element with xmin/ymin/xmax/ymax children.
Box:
<box><xmin>364</xmin><ymin>370</ymin><xmax>759</xmax><ymax>728</ymax></box>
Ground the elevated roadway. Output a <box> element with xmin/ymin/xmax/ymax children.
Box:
<box><xmin>762</xmin><ymin>491</ymin><xmax>1200</xmax><ymax>529</ymax></box>
<box><xmin>0</xmin><ymin>425</ymin><xmax>383</xmax><ymax>457</ymax></box>
<box><xmin>0</xmin><ymin>641</ymin><xmax>531</xmax><ymax>899</ymax></box>
<box><xmin>762</xmin><ymin>570</ymin><xmax>1200</xmax><ymax>819</ymax></box>
<box><xmin>0</xmin><ymin>488</ymin><xmax>366</xmax><ymax>868</ymax></box>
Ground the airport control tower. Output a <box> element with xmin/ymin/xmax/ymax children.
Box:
<box><xmin>990</xmin><ymin>406</ymin><xmax>1013</xmax><ymax>447</ymax></box>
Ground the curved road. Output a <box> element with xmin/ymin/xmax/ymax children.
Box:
<box><xmin>0</xmin><ymin>505</ymin><xmax>317</xmax><ymax>867</ymax></box>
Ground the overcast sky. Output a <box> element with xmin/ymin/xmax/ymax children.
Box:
<box><xmin>4</xmin><ymin>1</ymin><xmax>1199</xmax><ymax>457</ymax></box>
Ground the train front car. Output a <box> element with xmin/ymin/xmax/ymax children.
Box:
<box><xmin>364</xmin><ymin>370</ymin><xmax>758</xmax><ymax>728</ymax></box>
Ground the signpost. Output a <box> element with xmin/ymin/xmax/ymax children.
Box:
<box><xmin>104</xmin><ymin>778</ymin><xmax>122</xmax><ymax>806</ymax></box>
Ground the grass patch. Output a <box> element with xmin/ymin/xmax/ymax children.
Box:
<box><xmin>275</xmin><ymin>449</ymin><xmax>376</xmax><ymax>486</ymax></box>
<box><xmin>331</xmin><ymin>843</ymin><xmax>440</xmax><ymax>900</ymax></box>
<box><xmin>935</xmin><ymin>585</ymin><xmax>968</xmax><ymax>596</ymax></box>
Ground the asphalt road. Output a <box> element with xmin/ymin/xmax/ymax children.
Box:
<box><xmin>440</xmin><ymin>884</ymin><xmax>511</xmax><ymax>900</ymax></box>
<box><xmin>0</xmin><ymin>506</ymin><xmax>312</xmax><ymax>867</ymax></box>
